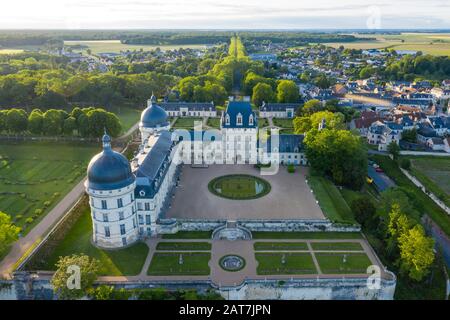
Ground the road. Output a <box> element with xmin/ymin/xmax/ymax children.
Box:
<box><xmin>0</xmin><ymin>121</ymin><xmax>140</xmax><ymax>280</ymax></box>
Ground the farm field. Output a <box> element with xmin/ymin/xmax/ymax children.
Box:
<box><xmin>0</xmin><ymin>141</ymin><xmax>99</xmax><ymax>234</ymax></box>
<box><xmin>322</xmin><ymin>32</ymin><xmax>450</xmax><ymax>56</ymax></box>
<box><xmin>64</xmin><ymin>40</ymin><xmax>207</xmax><ymax>54</ymax></box>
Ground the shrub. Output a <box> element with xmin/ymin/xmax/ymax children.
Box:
<box><xmin>287</xmin><ymin>164</ymin><xmax>295</xmax><ymax>173</ymax></box>
<box><xmin>14</xmin><ymin>214</ymin><xmax>23</xmax><ymax>221</ymax></box>
<box><xmin>43</xmin><ymin>200</ymin><xmax>51</xmax><ymax>207</ymax></box>
<box><xmin>400</xmin><ymin>158</ymin><xmax>411</xmax><ymax>170</ymax></box>
<box><xmin>25</xmin><ymin>217</ymin><xmax>34</xmax><ymax>224</ymax></box>
<box><xmin>34</xmin><ymin>209</ymin><xmax>43</xmax><ymax>215</ymax></box>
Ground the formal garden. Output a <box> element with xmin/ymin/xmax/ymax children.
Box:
<box><xmin>208</xmin><ymin>174</ymin><xmax>271</xmax><ymax>200</ymax></box>
<box><xmin>0</xmin><ymin>141</ymin><xmax>99</xmax><ymax>234</ymax></box>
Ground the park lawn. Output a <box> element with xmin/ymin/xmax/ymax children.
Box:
<box><xmin>307</xmin><ymin>175</ymin><xmax>356</xmax><ymax>224</ymax></box>
<box><xmin>406</xmin><ymin>156</ymin><xmax>450</xmax><ymax>207</ymax></box>
<box><xmin>42</xmin><ymin>209</ymin><xmax>149</xmax><ymax>276</ymax></box>
<box><xmin>258</xmin><ymin>118</ymin><xmax>269</xmax><ymax>128</ymax></box>
<box><xmin>273</xmin><ymin>118</ymin><xmax>294</xmax><ymax>129</ymax></box>
<box><xmin>208</xmin><ymin>174</ymin><xmax>270</xmax><ymax>200</ymax></box>
<box><xmin>252</xmin><ymin>232</ymin><xmax>363</xmax><ymax>240</ymax></box>
<box><xmin>315</xmin><ymin>253</ymin><xmax>372</xmax><ymax>274</ymax></box>
<box><xmin>310</xmin><ymin>242</ymin><xmax>363</xmax><ymax>251</ymax></box>
<box><xmin>110</xmin><ymin>105</ymin><xmax>141</xmax><ymax>134</ymax></box>
<box><xmin>370</xmin><ymin>155</ymin><xmax>450</xmax><ymax>236</ymax></box>
<box><xmin>254</xmin><ymin>242</ymin><xmax>308</xmax><ymax>251</ymax></box>
<box><xmin>156</xmin><ymin>242</ymin><xmax>211</xmax><ymax>251</ymax></box>
<box><xmin>172</xmin><ymin>117</ymin><xmax>203</xmax><ymax>130</ymax></box>
<box><xmin>0</xmin><ymin>141</ymin><xmax>99</xmax><ymax>234</ymax></box>
<box><xmin>255</xmin><ymin>252</ymin><xmax>317</xmax><ymax>275</ymax></box>
<box><xmin>162</xmin><ymin>231</ymin><xmax>212</xmax><ymax>239</ymax></box>
<box><xmin>147</xmin><ymin>252</ymin><xmax>211</xmax><ymax>276</ymax></box>
<box><xmin>206</xmin><ymin>117</ymin><xmax>221</xmax><ymax>129</ymax></box>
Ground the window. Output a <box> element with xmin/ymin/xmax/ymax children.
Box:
<box><xmin>138</xmin><ymin>215</ymin><xmax>144</xmax><ymax>225</ymax></box>
<box><xmin>101</xmin><ymin>200</ymin><xmax>107</xmax><ymax>209</ymax></box>
<box><xmin>119</xmin><ymin>212</ymin><xmax>124</xmax><ymax>220</ymax></box>
<box><xmin>120</xmin><ymin>224</ymin><xmax>126</xmax><ymax>235</ymax></box>
<box><xmin>94</xmin><ymin>223</ymin><xmax>98</xmax><ymax>234</ymax></box>
<box><xmin>137</xmin><ymin>202</ymin><xmax>143</xmax><ymax>210</ymax></box>
<box><xmin>117</xmin><ymin>198</ymin><xmax>123</xmax><ymax>208</ymax></box>
<box><xmin>145</xmin><ymin>215</ymin><xmax>151</xmax><ymax>225</ymax></box>
<box><xmin>237</xmin><ymin>113</ymin><xmax>242</xmax><ymax>125</ymax></box>
<box><xmin>133</xmin><ymin>218</ymin><xmax>136</xmax><ymax>229</ymax></box>
<box><xmin>104</xmin><ymin>226</ymin><xmax>110</xmax><ymax>237</ymax></box>
<box><xmin>102</xmin><ymin>213</ymin><xmax>108</xmax><ymax>222</ymax></box>
<box><xmin>145</xmin><ymin>203</ymin><xmax>150</xmax><ymax>211</ymax></box>
<box><xmin>225</xmin><ymin>114</ymin><xmax>230</xmax><ymax>125</ymax></box>
<box><xmin>130</xmin><ymin>194</ymin><xmax>133</xmax><ymax>202</ymax></box>
<box><xmin>122</xmin><ymin>237</ymin><xmax>127</xmax><ymax>246</ymax></box>
<box><xmin>249</xmin><ymin>114</ymin><xmax>254</xmax><ymax>125</ymax></box>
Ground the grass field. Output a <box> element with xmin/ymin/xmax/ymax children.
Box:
<box><xmin>208</xmin><ymin>174</ymin><xmax>271</xmax><ymax>200</ymax></box>
<box><xmin>310</xmin><ymin>242</ymin><xmax>363</xmax><ymax>251</ymax></box>
<box><xmin>406</xmin><ymin>156</ymin><xmax>450</xmax><ymax>207</ymax></box>
<box><xmin>255</xmin><ymin>252</ymin><xmax>317</xmax><ymax>275</ymax></box>
<box><xmin>254</xmin><ymin>242</ymin><xmax>308</xmax><ymax>251</ymax></box>
<box><xmin>206</xmin><ymin>117</ymin><xmax>221</xmax><ymax>129</ymax></box>
<box><xmin>322</xmin><ymin>32</ymin><xmax>450</xmax><ymax>56</ymax></box>
<box><xmin>147</xmin><ymin>252</ymin><xmax>211</xmax><ymax>275</ymax></box>
<box><xmin>370</xmin><ymin>155</ymin><xmax>450</xmax><ymax>236</ymax></box>
<box><xmin>162</xmin><ymin>231</ymin><xmax>212</xmax><ymax>239</ymax></box>
<box><xmin>40</xmin><ymin>208</ymin><xmax>149</xmax><ymax>276</ymax></box>
<box><xmin>258</xmin><ymin>118</ymin><xmax>269</xmax><ymax>128</ymax></box>
<box><xmin>0</xmin><ymin>141</ymin><xmax>99</xmax><ymax>234</ymax></box>
<box><xmin>252</xmin><ymin>232</ymin><xmax>363</xmax><ymax>239</ymax></box>
<box><xmin>64</xmin><ymin>40</ymin><xmax>207</xmax><ymax>54</ymax></box>
<box><xmin>156</xmin><ymin>242</ymin><xmax>211</xmax><ymax>251</ymax></box>
<box><xmin>110</xmin><ymin>105</ymin><xmax>141</xmax><ymax>134</ymax></box>
<box><xmin>307</xmin><ymin>175</ymin><xmax>356</xmax><ymax>224</ymax></box>
<box><xmin>172</xmin><ymin>117</ymin><xmax>203</xmax><ymax>130</ymax></box>
<box><xmin>273</xmin><ymin>118</ymin><xmax>294</xmax><ymax>129</ymax></box>
<box><xmin>315</xmin><ymin>253</ymin><xmax>372</xmax><ymax>274</ymax></box>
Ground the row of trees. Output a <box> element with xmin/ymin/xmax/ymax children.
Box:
<box><xmin>251</xmin><ymin>79</ymin><xmax>300</xmax><ymax>106</ymax></box>
<box><xmin>0</xmin><ymin>107</ymin><xmax>122</xmax><ymax>137</ymax></box>
<box><xmin>0</xmin><ymin>211</ymin><xmax>20</xmax><ymax>257</ymax></box>
<box><xmin>383</xmin><ymin>54</ymin><xmax>450</xmax><ymax>81</ymax></box>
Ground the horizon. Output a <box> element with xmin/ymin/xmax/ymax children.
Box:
<box><xmin>0</xmin><ymin>0</ymin><xmax>449</xmax><ymax>30</ymax></box>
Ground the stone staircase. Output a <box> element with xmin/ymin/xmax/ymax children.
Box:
<box><xmin>212</xmin><ymin>221</ymin><xmax>252</xmax><ymax>240</ymax></box>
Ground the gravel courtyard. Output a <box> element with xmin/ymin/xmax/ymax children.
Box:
<box><xmin>165</xmin><ymin>164</ymin><xmax>325</xmax><ymax>220</ymax></box>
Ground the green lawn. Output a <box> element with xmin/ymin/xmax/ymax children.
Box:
<box><xmin>208</xmin><ymin>174</ymin><xmax>271</xmax><ymax>200</ymax></box>
<box><xmin>406</xmin><ymin>156</ymin><xmax>450</xmax><ymax>207</ymax></box>
<box><xmin>206</xmin><ymin>117</ymin><xmax>221</xmax><ymax>129</ymax></box>
<box><xmin>254</xmin><ymin>242</ymin><xmax>308</xmax><ymax>251</ymax></box>
<box><xmin>156</xmin><ymin>242</ymin><xmax>211</xmax><ymax>251</ymax></box>
<box><xmin>370</xmin><ymin>155</ymin><xmax>450</xmax><ymax>236</ymax></box>
<box><xmin>273</xmin><ymin>118</ymin><xmax>294</xmax><ymax>129</ymax></box>
<box><xmin>162</xmin><ymin>231</ymin><xmax>212</xmax><ymax>239</ymax></box>
<box><xmin>307</xmin><ymin>175</ymin><xmax>356</xmax><ymax>224</ymax></box>
<box><xmin>258</xmin><ymin>118</ymin><xmax>269</xmax><ymax>128</ymax></box>
<box><xmin>315</xmin><ymin>253</ymin><xmax>372</xmax><ymax>274</ymax></box>
<box><xmin>147</xmin><ymin>252</ymin><xmax>210</xmax><ymax>275</ymax></box>
<box><xmin>252</xmin><ymin>232</ymin><xmax>363</xmax><ymax>239</ymax></box>
<box><xmin>110</xmin><ymin>105</ymin><xmax>141</xmax><ymax>134</ymax></box>
<box><xmin>172</xmin><ymin>117</ymin><xmax>203</xmax><ymax>130</ymax></box>
<box><xmin>310</xmin><ymin>242</ymin><xmax>363</xmax><ymax>251</ymax></box>
<box><xmin>0</xmin><ymin>141</ymin><xmax>99</xmax><ymax>234</ymax></box>
<box><xmin>40</xmin><ymin>209</ymin><xmax>149</xmax><ymax>276</ymax></box>
<box><xmin>255</xmin><ymin>252</ymin><xmax>317</xmax><ymax>275</ymax></box>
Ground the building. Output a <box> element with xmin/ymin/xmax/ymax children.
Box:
<box><xmin>160</xmin><ymin>101</ymin><xmax>217</xmax><ymax>117</ymax></box>
<box><xmin>86</xmin><ymin>96</ymin><xmax>307</xmax><ymax>248</ymax></box>
<box><xmin>259</xmin><ymin>102</ymin><xmax>301</xmax><ymax>118</ymax></box>
<box><xmin>367</xmin><ymin>121</ymin><xmax>402</xmax><ymax>151</ymax></box>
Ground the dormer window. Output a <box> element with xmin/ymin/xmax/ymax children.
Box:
<box><xmin>249</xmin><ymin>114</ymin><xmax>254</xmax><ymax>126</ymax></box>
<box><xmin>237</xmin><ymin>113</ymin><xmax>243</xmax><ymax>126</ymax></box>
<box><xmin>225</xmin><ymin>114</ymin><xmax>230</xmax><ymax>125</ymax></box>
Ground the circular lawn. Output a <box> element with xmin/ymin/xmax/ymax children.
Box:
<box><xmin>208</xmin><ymin>174</ymin><xmax>271</xmax><ymax>200</ymax></box>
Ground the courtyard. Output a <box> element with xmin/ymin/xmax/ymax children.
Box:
<box><xmin>165</xmin><ymin>164</ymin><xmax>325</xmax><ymax>220</ymax></box>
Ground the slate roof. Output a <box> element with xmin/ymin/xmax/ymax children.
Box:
<box><xmin>135</xmin><ymin>130</ymin><xmax>174</xmax><ymax>198</ymax></box>
<box><xmin>260</xmin><ymin>102</ymin><xmax>301</xmax><ymax>112</ymax></box>
<box><xmin>222</xmin><ymin>101</ymin><xmax>257</xmax><ymax>129</ymax></box>
<box><xmin>263</xmin><ymin>134</ymin><xmax>305</xmax><ymax>153</ymax></box>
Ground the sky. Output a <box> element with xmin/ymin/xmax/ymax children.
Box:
<box><xmin>0</xmin><ymin>0</ymin><xmax>449</xmax><ymax>30</ymax></box>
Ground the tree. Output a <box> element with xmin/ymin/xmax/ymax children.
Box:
<box><xmin>63</xmin><ymin>116</ymin><xmax>77</xmax><ymax>136</ymax></box>
<box><xmin>359</xmin><ymin>66</ymin><xmax>375</xmax><ymax>79</ymax></box>
<box><xmin>387</xmin><ymin>141</ymin><xmax>400</xmax><ymax>160</ymax></box>
<box><xmin>400</xmin><ymin>158</ymin><xmax>411</xmax><ymax>170</ymax></box>
<box><xmin>293</xmin><ymin>116</ymin><xmax>312</xmax><ymax>134</ymax></box>
<box><xmin>276</xmin><ymin>80</ymin><xmax>299</xmax><ymax>103</ymax></box>
<box><xmin>51</xmin><ymin>254</ymin><xmax>100</xmax><ymax>300</ymax></box>
<box><xmin>105</xmin><ymin>112</ymin><xmax>122</xmax><ymax>138</ymax></box>
<box><xmin>6</xmin><ymin>108</ymin><xmax>28</xmax><ymax>133</ymax></box>
<box><xmin>252</xmin><ymin>83</ymin><xmax>274</xmax><ymax>107</ymax></box>
<box><xmin>350</xmin><ymin>196</ymin><xmax>376</xmax><ymax>228</ymax></box>
<box><xmin>28</xmin><ymin>109</ymin><xmax>44</xmax><ymax>135</ymax></box>
<box><xmin>398</xmin><ymin>224</ymin><xmax>435</xmax><ymax>281</ymax></box>
<box><xmin>314</xmin><ymin>74</ymin><xmax>331</xmax><ymax>89</ymax></box>
<box><xmin>401</xmin><ymin>128</ymin><xmax>417</xmax><ymax>143</ymax></box>
<box><xmin>302</xmin><ymin>99</ymin><xmax>323</xmax><ymax>116</ymax></box>
<box><xmin>0</xmin><ymin>211</ymin><xmax>20</xmax><ymax>256</ymax></box>
<box><xmin>42</xmin><ymin>109</ymin><xmax>65</xmax><ymax>136</ymax></box>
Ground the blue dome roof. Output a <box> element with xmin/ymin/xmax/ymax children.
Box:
<box><xmin>140</xmin><ymin>101</ymin><xmax>169</xmax><ymax>128</ymax></box>
<box><xmin>87</xmin><ymin>134</ymin><xmax>135</xmax><ymax>190</ymax></box>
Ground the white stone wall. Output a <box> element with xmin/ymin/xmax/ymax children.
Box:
<box><xmin>86</xmin><ymin>182</ymin><xmax>139</xmax><ymax>248</ymax></box>
<box><xmin>222</xmin><ymin>128</ymin><xmax>258</xmax><ymax>164</ymax></box>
